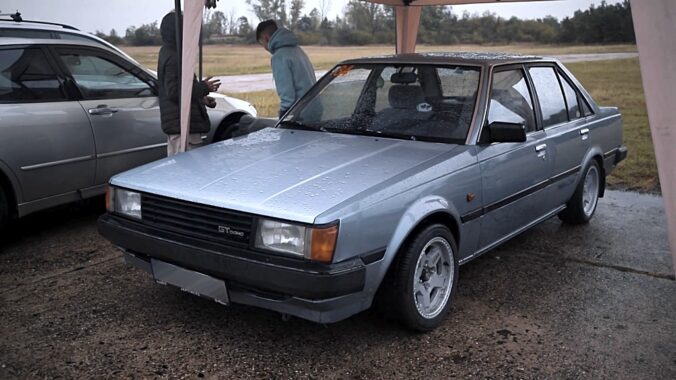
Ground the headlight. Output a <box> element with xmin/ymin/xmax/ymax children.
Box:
<box><xmin>106</xmin><ymin>187</ymin><xmax>142</xmax><ymax>220</ymax></box>
<box><xmin>255</xmin><ymin>219</ymin><xmax>338</xmax><ymax>263</ymax></box>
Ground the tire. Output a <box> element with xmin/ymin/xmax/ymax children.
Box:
<box><xmin>385</xmin><ymin>224</ymin><xmax>459</xmax><ymax>332</ymax></box>
<box><xmin>213</xmin><ymin>114</ymin><xmax>245</xmax><ymax>142</ymax></box>
<box><xmin>558</xmin><ymin>160</ymin><xmax>601</xmax><ymax>224</ymax></box>
<box><xmin>0</xmin><ymin>185</ymin><xmax>8</xmax><ymax>232</ymax></box>
<box><xmin>213</xmin><ymin>124</ymin><xmax>238</xmax><ymax>142</ymax></box>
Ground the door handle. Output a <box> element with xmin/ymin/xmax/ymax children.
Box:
<box><xmin>535</xmin><ymin>144</ymin><xmax>547</xmax><ymax>152</ymax></box>
<box><xmin>580</xmin><ymin>128</ymin><xmax>590</xmax><ymax>135</ymax></box>
<box><xmin>88</xmin><ymin>106</ymin><xmax>119</xmax><ymax>116</ymax></box>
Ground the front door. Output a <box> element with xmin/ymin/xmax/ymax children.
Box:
<box><xmin>477</xmin><ymin>67</ymin><xmax>553</xmax><ymax>250</ymax></box>
<box><xmin>0</xmin><ymin>46</ymin><xmax>95</xmax><ymax>203</ymax></box>
<box><xmin>55</xmin><ymin>47</ymin><xmax>166</xmax><ymax>185</ymax></box>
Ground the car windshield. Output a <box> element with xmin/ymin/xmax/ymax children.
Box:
<box><xmin>280</xmin><ymin>63</ymin><xmax>481</xmax><ymax>144</ymax></box>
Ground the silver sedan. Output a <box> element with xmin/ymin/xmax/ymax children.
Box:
<box><xmin>99</xmin><ymin>52</ymin><xmax>627</xmax><ymax>331</ymax></box>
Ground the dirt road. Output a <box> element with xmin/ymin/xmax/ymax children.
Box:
<box><xmin>0</xmin><ymin>190</ymin><xmax>673</xmax><ymax>379</ymax></box>
<box><xmin>217</xmin><ymin>52</ymin><xmax>639</xmax><ymax>93</ymax></box>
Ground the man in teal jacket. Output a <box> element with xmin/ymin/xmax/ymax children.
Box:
<box><xmin>256</xmin><ymin>20</ymin><xmax>317</xmax><ymax>118</ymax></box>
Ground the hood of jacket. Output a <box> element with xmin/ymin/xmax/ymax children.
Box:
<box><xmin>160</xmin><ymin>11</ymin><xmax>180</xmax><ymax>48</ymax></box>
<box><xmin>268</xmin><ymin>27</ymin><xmax>299</xmax><ymax>53</ymax></box>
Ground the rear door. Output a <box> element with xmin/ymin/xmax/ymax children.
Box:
<box><xmin>0</xmin><ymin>45</ymin><xmax>95</xmax><ymax>202</ymax></box>
<box><xmin>476</xmin><ymin>66</ymin><xmax>553</xmax><ymax>250</ymax></box>
<box><xmin>527</xmin><ymin>64</ymin><xmax>592</xmax><ymax>207</ymax></box>
<box><xmin>53</xmin><ymin>46</ymin><xmax>166</xmax><ymax>185</ymax></box>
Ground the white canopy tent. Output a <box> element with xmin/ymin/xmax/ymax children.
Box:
<box><xmin>176</xmin><ymin>0</ymin><xmax>676</xmax><ymax>273</ymax></box>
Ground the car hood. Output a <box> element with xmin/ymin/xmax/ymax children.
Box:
<box><xmin>111</xmin><ymin>129</ymin><xmax>458</xmax><ymax>223</ymax></box>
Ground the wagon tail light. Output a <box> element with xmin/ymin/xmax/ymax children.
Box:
<box><xmin>105</xmin><ymin>186</ymin><xmax>113</xmax><ymax>212</ymax></box>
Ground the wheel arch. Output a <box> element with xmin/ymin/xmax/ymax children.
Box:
<box><xmin>0</xmin><ymin>161</ymin><xmax>21</xmax><ymax>218</ymax></box>
<box><xmin>212</xmin><ymin>111</ymin><xmax>248</xmax><ymax>142</ymax></box>
<box><xmin>372</xmin><ymin>196</ymin><xmax>461</xmax><ymax>295</ymax></box>
<box><xmin>580</xmin><ymin>146</ymin><xmax>606</xmax><ymax>198</ymax></box>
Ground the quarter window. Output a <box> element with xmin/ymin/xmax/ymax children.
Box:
<box><xmin>59</xmin><ymin>52</ymin><xmax>153</xmax><ymax>99</ymax></box>
<box><xmin>529</xmin><ymin>67</ymin><xmax>568</xmax><ymax>127</ymax></box>
<box><xmin>559</xmin><ymin>73</ymin><xmax>581</xmax><ymax>120</ymax></box>
<box><xmin>487</xmin><ymin>69</ymin><xmax>537</xmax><ymax>132</ymax></box>
<box><xmin>0</xmin><ymin>48</ymin><xmax>66</xmax><ymax>102</ymax></box>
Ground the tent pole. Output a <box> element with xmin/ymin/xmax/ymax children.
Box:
<box><xmin>630</xmin><ymin>0</ymin><xmax>676</xmax><ymax>274</ymax></box>
<box><xmin>199</xmin><ymin>26</ymin><xmax>203</xmax><ymax>80</ymax></box>
<box><xmin>174</xmin><ymin>0</ymin><xmax>182</xmax><ymax>151</ymax></box>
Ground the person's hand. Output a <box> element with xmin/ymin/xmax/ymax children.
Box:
<box><xmin>203</xmin><ymin>76</ymin><xmax>221</xmax><ymax>92</ymax></box>
<box><xmin>204</xmin><ymin>96</ymin><xmax>217</xmax><ymax>108</ymax></box>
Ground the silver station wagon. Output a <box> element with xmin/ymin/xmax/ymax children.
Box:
<box><xmin>99</xmin><ymin>53</ymin><xmax>627</xmax><ymax>331</ymax></box>
<box><xmin>0</xmin><ymin>35</ymin><xmax>257</xmax><ymax>230</ymax></box>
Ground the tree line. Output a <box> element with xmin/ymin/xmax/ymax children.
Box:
<box><xmin>95</xmin><ymin>0</ymin><xmax>635</xmax><ymax>46</ymax></box>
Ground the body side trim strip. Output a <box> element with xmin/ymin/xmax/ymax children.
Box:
<box><xmin>96</xmin><ymin>143</ymin><xmax>167</xmax><ymax>159</ymax></box>
<box><xmin>460</xmin><ymin>166</ymin><xmax>581</xmax><ymax>223</ymax></box>
<box><xmin>459</xmin><ymin>205</ymin><xmax>567</xmax><ymax>265</ymax></box>
<box><xmin>20</xmin><ymin>155</ymin><xmax>94</xmax><ymax>171</ymax></box>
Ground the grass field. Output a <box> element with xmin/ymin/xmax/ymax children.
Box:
<box><xmin>225</xmin><ymin>58</ymin><xmax>655</xmax><ymax>193</ymax></box>
<box><xmin>123</xmin><ymin>43</ymin><xmax>637</xmax><ymax>76</ymax></box>
<box><xmin>566</xmin><ymin>58</ymin><xmax>657</xmax><ymax>192</ymax></box>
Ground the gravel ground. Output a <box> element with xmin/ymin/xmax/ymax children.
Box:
<box><xmin>0</xmin><ymin>191</ymin><xmax>674</xmax><ymax>379</ymax></box>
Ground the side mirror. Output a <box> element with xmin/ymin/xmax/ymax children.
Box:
<box><xmin>487</xmin><ymin>121</ymin><xmax>527</xmax><ymax>143</ymax></box>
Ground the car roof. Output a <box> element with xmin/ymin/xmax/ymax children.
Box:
<box><xmin>0</xmin><ymin>20</ymin><xmax>78</xmax><ymax>31</ymax></box>
<box><xmin>339</xmin><ymin>52</ymin><xmax>554</xmax><ymax>67</ymax></box>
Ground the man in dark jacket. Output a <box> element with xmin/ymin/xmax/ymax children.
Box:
<box><xmin>158</xmin><ymin>11</ymin><xmax>220</xmax><ymax>156</ymax></box>
<box><xmin>256</xmin><ymin>20</ymin><xmax>316</xmax><ymax>118</ymax></box>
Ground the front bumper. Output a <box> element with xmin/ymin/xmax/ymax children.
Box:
<box><xmin>98</xmin><ymin>214</ymin><xmax>370</xmax><ymax>323</ymax></box>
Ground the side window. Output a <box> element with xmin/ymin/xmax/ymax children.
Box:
<box><xmin>558</xmin><ymin>74</ymin><xmax>580</xmax><ymax>120</ymax></box>
<box><xmin>0</xmin><ymin>48</ymin><xmax>66</xmax><ymax>102</ymax></box>
<box><xmin>529</xmin><ymin>67</ymin><xmax>568</xmax><ymax>127</ymax></box>
<box><xmin>59</xmin><ymin>51</ymin><xmax>153</xmax><ymax>99</ymax></box>
<box><xmin>487</xmin><ymin>69</ymin><xmax>537</xmax><ymax>133</ymax></box>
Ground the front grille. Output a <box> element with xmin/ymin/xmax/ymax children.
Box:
<box><xmin>142</xmin><ymin>194</ymin><xmax>254</xmax><ymax>246</ymax></box>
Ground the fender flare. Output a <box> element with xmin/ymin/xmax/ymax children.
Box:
<box><xmin>579</xmin><ymin>145</ymin><xmax>606</xmax><ymax>197</ymax></box>
<box><xmin>371</xmin><ymin>195</ymin><xmax>461</xmax><ymax>289</ymax></box>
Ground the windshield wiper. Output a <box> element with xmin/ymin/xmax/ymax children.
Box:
<box><xmin>326</xmin><ymin>128</ymin><xmax>416</xmax><ymax>141</ymax></box>
<box><xmin>278</xmin><ymin>120</ymin><xmax>321</xmax><ymax>132</ymax></box>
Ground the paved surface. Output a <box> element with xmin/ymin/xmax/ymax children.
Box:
<box><xmin>217</xmin><ymin>52</ymin><xmax>639</xmax><ymax>93</ymax></box>
<box><xmin>0</xmin><ymin>190</ymin><xmax>673</xmax><ymax>379</ymax></box>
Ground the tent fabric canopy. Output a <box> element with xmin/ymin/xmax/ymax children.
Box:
<box><xmin>177</xmin><ymin>0</ymin><xmax>675</xmax><ymax>272</ymax></box>
<box><xmin>364</xmin><ymin>0</ymin><xmax>549</xmax><ymax>5</ymax></box>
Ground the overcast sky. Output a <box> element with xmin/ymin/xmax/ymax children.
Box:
<box><xmin>1</xmin><ymin>0</ymin><xmax>624</xmax><ymax>35</ymax></box>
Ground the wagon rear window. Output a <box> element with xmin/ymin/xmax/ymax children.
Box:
<box><xmin>0</xmin><ymin>48</ymin><xmax>66</xmax><ymax>102</ymax></box>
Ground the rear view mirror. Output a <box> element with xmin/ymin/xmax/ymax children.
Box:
<box><xmin>487</xmin><ymin>121</ymin><xmax>527</xmax><ymax>143</ymax></box>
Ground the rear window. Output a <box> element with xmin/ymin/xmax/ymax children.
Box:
<box><xmin>0</xmin><ymin>48</ymin><xmax>66</xmax><ymax>102</ymax></box>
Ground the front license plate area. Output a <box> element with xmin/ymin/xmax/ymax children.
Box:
<box><xmin>151</xmin><ymin>259</ymin><xmax>229</xmax><ymax>305</ymax></box>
